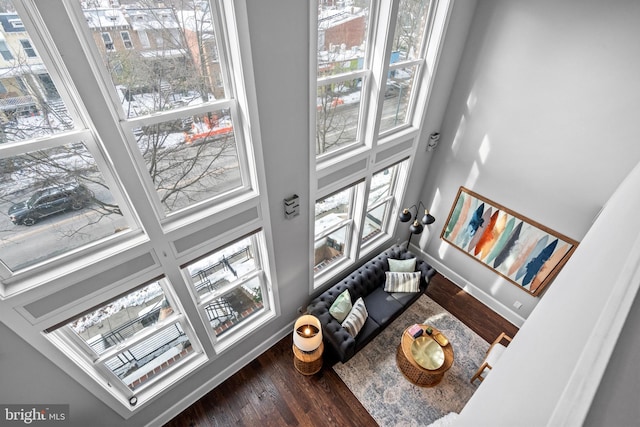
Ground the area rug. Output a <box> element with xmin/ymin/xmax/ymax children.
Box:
<box><xmin>332</xmin><ymin>294</ymin><xmax>489</xmax><ymax>427</ymax></box>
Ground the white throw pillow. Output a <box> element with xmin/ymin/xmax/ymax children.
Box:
<box><xmin>341</xmin><ymin>297</ymin><xmax>368</xmax><ymax>337</ymax></box>
<box><xmin>384</xmin><ymin>271</ymin><xmax>421</xmax><ymax>293</ymax></box>
<box><xmin>388</xmin><ymin>258</ymin><xmax>416</xmax><ymax>272</ymax></box>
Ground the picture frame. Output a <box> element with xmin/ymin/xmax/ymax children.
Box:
<box><xmin>440</xmin><ymin>187</ymin><xmax>578</xmax><ymax>296</ymax></box>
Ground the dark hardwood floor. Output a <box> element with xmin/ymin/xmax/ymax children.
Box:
<box><xmin>164</xmin><ymin>273</ymin><xmax>518</xmax><ymax>427</ymax></box>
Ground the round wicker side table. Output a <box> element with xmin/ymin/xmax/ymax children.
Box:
<box><xmin>293</xmin><ymin>341</ymin><xmax>324</xmax><ymax>375</ymax></box>
<box><xmin>396</xmin><ymin>325</ymin><xmax>454</xmax><ymax>387</ymax></box>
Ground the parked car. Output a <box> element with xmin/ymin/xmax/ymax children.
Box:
<box><xmin>8</xmin><ymin>182</ymin><xmax>94</xmax><ymax>226</ymax></box>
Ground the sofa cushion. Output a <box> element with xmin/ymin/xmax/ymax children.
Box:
<box><xmin>364</xmin><ymin>287</ymin><xmax>404</xmax><ymax>326</ymax></box>
<box><xmin>329</xmin><ymin>289</ymin><xmax>352</xmax><ymax>322</ymax></box>
<box><xmin>388</xmin><ymin>258</ymin><xmax>416</xmax><ymax>272</ymax></box>
<box><xmin>390</xmin><ymin>290</ymin><xmax>422</xmax><ymax>307</ymax></box>
<box><xmin>384</xmin><ymin>271</ymin><xmax>421</xmax><ymax>293</ymax></box>
<box><xmin>353</xmin><ymin>316</ymin><xmax>381</xmax><ymax>352</ymax></box>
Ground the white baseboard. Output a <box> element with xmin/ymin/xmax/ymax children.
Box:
<box><xmin>412</xmin><ymin>245</ymin><xmax>526</xmax><ymax>328</ymax></box>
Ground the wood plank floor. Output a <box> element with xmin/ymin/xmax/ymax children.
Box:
<box><xmin>164</xmin><ymin>273</ymin><xmax>519</xmax><ymax>427</ymax></box>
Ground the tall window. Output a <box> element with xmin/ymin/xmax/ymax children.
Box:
<box><xmin>379</xmin><ymin>0</ymin><xmax>434</xmax><ymax>135</ymax></box>
<box><xmin>316</xmin><ymin>1</ymin><xmax>372</xmax><ymax>158</ymax></box>
<box><xmin>0</xmin><ymin>7</ymin><xmax>124</xmax><ymax>273</ymax></box>
<box><xmin>84</xmin><ymin>3</ymin><xmax>246</xmax><ymax>217</ymax></box>
<box><xmin>312</xmin><ymin>0</ymin><xmax>448</xmax><ymax>285</ymax></box>
<box><xmin>0</xmin><ymin>0</ymin><xmax>270</xmax><ymax>414</ymax></box>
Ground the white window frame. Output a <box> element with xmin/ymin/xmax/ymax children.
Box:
<box><xmin>101</xmin><ymin>32</ymin><xmax>114</xmax><ymax>51</ymax></box>
<box><xmin>120</xmin><ymin>30</ymin><xmax>133</xmax><ymax>49</ymax></box>
<box><xmin>9</xmin><ymin>18</ymin><xmax>24</xmax><ymax>29</ymax></box>
<box><xmin>19</xmin><ymin>38</ymin><xmax>37</xmax><ymax>57</ymax></box>
<box><xmin>0</xmin><ymin>0</ymin><xmax>275</xmax><ymax>418</ymax></box>
<box><xmin>0</xmin><ymin>39</ymin><xmax>13</xmax><ymax>60</ymax></box>
<box><xmin>46</xmin><ymin>278</ymin><xmax>206</xmax><ymax>409</ymax></box>
<box><xmin>313</xmin><ymin>182</ymin><xmax>366</xmax><ymax>285</ymax></box>
<box><xmin>311</xmin><ymin>0</ymin><xmax>452</xmax><ymax>289</ymax></box>
<box><xmin>360</xmin><ymin>159</ymin><xmax>409</xmax><ymax>250</ymax></box>
<box><xmin>181</xmin><ymin>230</ymin><xmax>275</xmax><ymax>354</ymax></box>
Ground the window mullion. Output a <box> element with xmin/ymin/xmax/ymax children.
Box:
<box><xmin>365</xmin><ymin>0</ymin><xmax>398</xmax><ymax>146</ymax></box>
<box><xmin>317</xmin><ymin>69</ymin><xmax>368</xmax><ymax>87</ymax></box>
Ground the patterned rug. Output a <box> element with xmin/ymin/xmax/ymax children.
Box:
<box><xmin>332</xmin><ymin>294</ymin><xmax>489</xmax><ymax>427</ymax></box>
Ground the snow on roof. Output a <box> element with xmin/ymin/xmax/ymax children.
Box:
<box><xmin>318</xmin><ymin>7</ymin><xmax>366</xmax><ymax>31</ymax></box>
<box><xmin>84</xmin><ymin>8</ymin><xmax>129</xmax><ymax>29</ymax></box>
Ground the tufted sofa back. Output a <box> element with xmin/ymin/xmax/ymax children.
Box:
<box><xmin>306</xmin><ymin>245</ymin><xmax>436</xmax><ymax>362</ymax></box>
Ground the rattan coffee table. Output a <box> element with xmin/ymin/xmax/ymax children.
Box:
<box><xmin>396</xmin><ymin>324</ymin><xmax>454</xmax><ymax>387</ymax></box>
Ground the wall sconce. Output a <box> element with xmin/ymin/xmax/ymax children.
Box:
<box><xmin>427</xmin><ymin>132</ymin><xmax>440</xmax><ymax>151</ymax></box>
<box><xmin>399</xmin><ymin>201</ymin><xmax>435</xmax><ymax>247</ymax></box>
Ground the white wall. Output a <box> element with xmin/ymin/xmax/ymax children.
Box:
<box><xmin>457</xmin><ymin>152</ymin><xmax>640</xmax><ymax>426</ymax></box>
<box><xmin>418</xmin><ymin>0</ymin><xmax>640</xmax><ymax>325</ymax></box>
<box><xmin>415</xmin><ymin>0</ymin><xmax>640</xmax><ymax>424</ymax></box>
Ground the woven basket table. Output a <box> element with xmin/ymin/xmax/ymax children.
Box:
<box><xmin>396</xmin><ymin>324</ymin><xmax>454</xmax><ymax>387</ymax></box>
<box><xmin>293</xmin><ymin>341</ymin><xmax>324</xmax><ymax>375</ymax></box>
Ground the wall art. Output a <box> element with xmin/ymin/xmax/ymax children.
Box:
<box><xmin>441</xmin><ymin>187</ymin><xmax>578</xmax><ymax>296</ymax></box>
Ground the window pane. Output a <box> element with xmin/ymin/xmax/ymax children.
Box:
<box><xmin>391</xmin><ymin>0</ymin><xmax>432</xmax><ymax>61</ymax></box>
<box><xmin>185</xmin><ymin>235</ymin><xmax>258</xmax><ymax>300</ymax></box>
<box><xmin>0</xmin><ymin>7</ymin><xmax>74</xmax><ymax>143</ymax></box>
<box><xmin>0</xmin><ymin>143</ymin><xmax>129</xmax><ymax>271</ymax></box>
<box><xmin>317</xmin><ymin>2</ymin><xmax>371</xmax><ymax>78</ymax></box>
<box><xmin>314</xmin><ymin>226</ymin><xmax>347</xmax><ymax>272</ymax></box>
<box><xmin>367</xmin><ymin>166</ymin><xmax>395</xmax><ymax>205</ymax></box>
<box><xmin>82</xmin><ymin>4</ymin><xmax>226</xmax><ymax>117</ymax></box>
<box><xmin>66</xmin><ymin>281</ymin><xmax>171</xmax><ymax>355</ymax></box>
<box><xmin>379</xmin><ymin>65</ymin><xmax>417</xmax><ymax>133</ymax></box>
<box><xmin>315</xmin><ymin>187</ymin><xmax>351</xmax><ymax>235</ymax></box>
<box><xmin>0</xmin><ymin>75</ymin><xmax>73</xmax><ymax>142</ymax></box>
<box><xmin>203</xmin><ymin>276</ymin><xmax>264</xmax><ymax>336</ymax></box>
<box><xmin>105</xmin><ymin>323</ymin><xmax>192</xmax><ymax>390</ymax></box>
<box><xmin>362</xmin><ymin>203</ymin><xmax>388</xmax><ymax>243</ymax></box>
<box><xmin>316</xmin><ymin>78</ymin><xmax>362</xmax><ymax>156</ymax></box>
<box><xmin>133</xmin><ymin>111</ymin><xmax>241</xmax><ymax>214</ymax></box>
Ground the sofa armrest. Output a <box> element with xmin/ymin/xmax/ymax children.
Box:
<box><xmin>318</xmin><ymin>310</ymin><xmax>356</xmax><ymax>362</ymax></box>
<box><xmin>307</xmin><ymin>298</ymin><xmax>356</xmax><ymax>363</ymax></box>
<box><xmin>416</xmin><ymin>258</ymin><xmax>436</xmax><ymax>290</ymax></box>
<box><xmin>307</xmin><ymin>282</ymin><xmax>357</xmax><ymax>362</ymax></box>
<box><xmin>384</xmin><ymin>244</ymin><xmax>437</xmax><ymax>290</ymax></box>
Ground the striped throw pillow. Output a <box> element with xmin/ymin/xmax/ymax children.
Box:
<box><xmin>384</xmin><ymin>271</ymin><xmax>421</xmax><ymax>293</ymax></box>
<box><xmin>342</xmin><ymin>297</ymin><xmax>368</xmax><ymax>337</ymax></box>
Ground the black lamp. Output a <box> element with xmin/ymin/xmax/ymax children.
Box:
<box><xmin>399</xmin><ymin>201</ymin><xmax>435</xmax><ymax>247</ymax></box>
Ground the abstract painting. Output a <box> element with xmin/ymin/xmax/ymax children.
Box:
<box><xmin>440</xmin><ymin>187</ymin><xmax>578</xmax><ymax>296</ymax></box>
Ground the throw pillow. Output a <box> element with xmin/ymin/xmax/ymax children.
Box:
<box><xmin>342</xmin><ymin>297</ymin><xmax>368</xmax><ymax>337</ymax></box>
<box><xmin>388</xmin><ymin>258</ymin><xmax>416</xmax><ymax>272</ymax></box>
<box><xmin>329</xmin><ymin>289</ymin><xmax>352</xmax><ymax>322</ymax></box>
<box><xmin>384</xmin><ymin>271</ymin><xmax>421</xmax><ymax>293</ymax></box>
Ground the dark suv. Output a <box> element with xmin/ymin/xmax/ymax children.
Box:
<box><xmin>8</xmin><ymin>182</ymin><xmax>94</xmax><ymax>226</ymax></box>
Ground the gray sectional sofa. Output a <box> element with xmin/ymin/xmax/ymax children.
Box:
<box><xmin>307</xmin><ymin>244</ymin><xmax>436</xmax><ymax>363</ymax></box>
